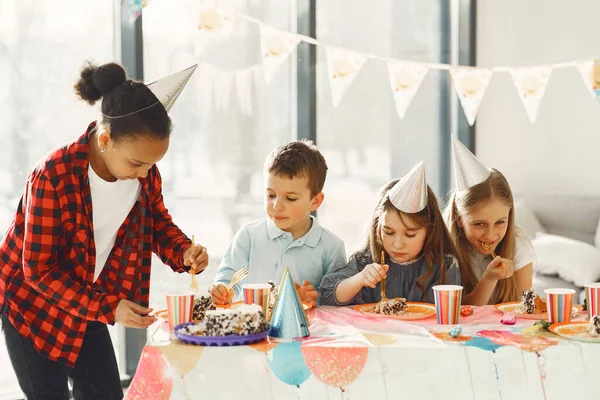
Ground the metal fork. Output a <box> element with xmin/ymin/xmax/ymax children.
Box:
<box><xmin>188</xmin><ymin>235</ymin><xmax>199</xmax><ymax>292</ymax></box>
<box><xmin>227</xmin><ymin>267</ymin><xmax>249</xmax><ymax>290</ymax></box>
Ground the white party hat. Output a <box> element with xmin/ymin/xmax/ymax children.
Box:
<box><xmin>388</xmin><ymin>161</ymin><xmax>428</xmax><ymax>213</ymax></box>
<box><xmin>451</xmin><ymin>136</ymin><xmax>491</xmax><ymax>191</ymax></box>
<box><xmin>146</xmin><ymin>64</ymin><xmax>197</xmax><ymax>113</ymax></box>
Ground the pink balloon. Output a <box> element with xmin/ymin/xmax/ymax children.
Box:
<box><xmin>301</xmin><ymin>340</ymin><xmax>368</xmax><ymax>388</ymax></box>
<box><xmin>125</xmin><ymin>347</ymin><xmax>174</xmax><ymax>400</ymax></box>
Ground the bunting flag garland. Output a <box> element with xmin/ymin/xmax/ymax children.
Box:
<box><xmin>509</xmin><ymin>66</ymin><xmax>553</xmax><ymax>123</ymax></box>
<box><xmin>576</xmin><ymin>58</ymin><xmax>600</xmax><ymax>108</ymax></box>
<box><xmin>259</xmin><ymin>25</ymin><xmax>301</xmax><ymax>84</ymax></box>
<box><xmin>325</xmin><ymin>47</ymin><xmax>369</xmax><ymax>107</ymax></box>
<box><xmin>134</xmin><ymin>2</ymin><xmax>600</xmax><ymax>123</ymax></box>
<box><xmin>450</xmin><ymin>67</ymin><xmax>493</xmax><ymax>125</ymax></box>
<box><xmin>387</xmin><ymin>60</ymin><xmax>430</xmax><ymax>119</ymax></box>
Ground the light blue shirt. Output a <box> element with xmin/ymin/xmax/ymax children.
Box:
<box><xmin>215</xmin><ymin>216</ymin><xmax>347</xmax><ymax>301</ymax></box>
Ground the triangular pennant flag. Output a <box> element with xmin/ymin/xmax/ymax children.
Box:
<box><xmin>196</xmin><ymin>8</ymin><xmax>235</xmax><ymax>45</ymax></box>
<box><xmin>450</xmin><ymin>67</ymin><xmax>493</xmax><ymax>126</ymax></box>
<box><xmin>576</xmin><ymin>58</ymin><xmax>600</xmax><ymax>108</ymax></box>
<box><xmin>325</xmin><ymin>47</ymin><xmax>369</xmax><ymax>107</ymax></box>
<box><xmin>259</xmin><ymin>25</ymin><xmax>301</xmax><ymax>84</ymax></box>
<box><xmin>451</xmin><ymin>136</ymin><xmax>491</xmax><ymax>191</ymax></box>
<box><xmin>509</xmin><ymin>66</ymin><xmax>552</xmax><ymax>123</ymax></box>
<box><xmin>146</xmin><ymin>64</ymin><xmax>197</xmax><ymax>113</ymax></box>
<box><xmin>388</xmin><ymin>161</ymin><xmax>428</xmax><ymax>213</ymax></box>
<box><xmin>269</xmin><ymin>267</ymin><xmax>310</xmax><ymax>339</ymax></box>
<box><xmin>387</xmin><ymin>60</ymin><xmax>430</xmax><ymax>119</ymax></box>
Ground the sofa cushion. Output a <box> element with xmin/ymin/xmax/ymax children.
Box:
<box><xmin>532</xmin><ymin>233</ymin><xmax>600</xmax><ymax>287</ymax></box>
<box><xmin>514</xmin><ymin>200</ymin><xmax>546</xmax><ymax>239</ymax></box>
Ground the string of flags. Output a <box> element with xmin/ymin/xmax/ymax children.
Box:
<box><xmin>131</xmin><ymin>2</ymin><xmax>600</xmax><ymax>124</ymax></box>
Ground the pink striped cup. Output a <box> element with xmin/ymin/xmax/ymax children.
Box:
<box><xmin>165</xmin><ymin>292</ymin><xmax>195</xmax><ymax>330</ymax></box>
<box><xmin>545</xmin><ymin>288</ymin><xmax>575</xmax><ymax>323</ymax></box>
<box><xmin>242</xmin><ymin>283</ymin><xmax>271</xmax><ymax>316</ymax></box>
<box><xmin>432</xmin><ymin>285</ymin><xmax>463</xmax><ymax>325</ymax></box>
<box><xmin>585</xmin><ymin>283</ymin><xmax>600</xmax><ymax>320</ymax></box>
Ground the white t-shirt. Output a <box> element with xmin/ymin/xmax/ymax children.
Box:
<box><xmin>88</xmin><ymin>164</ymin><xmax>141</xmax><ymax>281</ymax></box>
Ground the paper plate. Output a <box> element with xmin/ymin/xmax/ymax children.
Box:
<box><xmin>174</xmin><ymin>322</ymin><xmax>270</xmax><ymax>346</ymax></box>
<box><xmin>354</xmin><ymin>302</ymin><xmax>436</xmax><ymax>320</ymax></box>
<box><xmin>549</xmin><ymin>321</ymin><xmax>600</xmax><ymax>343</ymax></box>
<box><xmin>494</xmin><ymin>302</ymin><xmax>583</xmax><ymax>320</ymax></box>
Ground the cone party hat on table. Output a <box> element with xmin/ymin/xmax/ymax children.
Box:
<box><xmin>269</xmin><ymin>266</ymin><xmax>310</xmax><ymax>338</ymax></box>
<box><xmin>388</xmin><ymin>161</ymin><xmax>428</xmax><ymax>213</ymax></box>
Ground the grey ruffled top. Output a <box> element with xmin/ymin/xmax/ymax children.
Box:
<box><xmin>319</xmin><ymin>249</ymin><xmax>461</xmax><ymax>305</ymax></box>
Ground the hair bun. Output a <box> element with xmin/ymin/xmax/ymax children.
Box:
<box><xmin>74</xmin><ymin>61</ymin><xmax>127</xmax><ymax>105</ymax></box>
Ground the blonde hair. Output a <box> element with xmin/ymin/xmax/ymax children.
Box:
<box><xmin>359</xmin><ymin>179</ymin><xmax>461</xmax><ymax>300</ymax></box>
<box><xmin>445</xmin><ymin>169</ymin><xmax>520</xmax><ymax>303</ymax></box>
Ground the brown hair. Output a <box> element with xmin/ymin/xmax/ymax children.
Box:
<box><xmin>360</xmin><ymin>179</ymin><xmax>461</xmax><ymax>300</ymax></box>
<box><xmin>445</xmin><ymin>169</ymin><xmax>520</xmax><ymax>303</ymax></box>
<box><xmin>263</xmin><ymin>140</ymin><xmax>327</xmax><ymax>198</ymax></box>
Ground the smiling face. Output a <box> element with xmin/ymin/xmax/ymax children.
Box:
<box><xmin>379</xmin><ymin>210</ymin><xmax>427</xmax><ymax>263</ymax></box>
<box><xmin>459</xmin><ymin>197</ymin><xmax>511</xmax><ymax>255</ymax></box>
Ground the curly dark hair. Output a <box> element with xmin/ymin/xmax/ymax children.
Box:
<box><xmin>73</xmin><ymin>61</ymin><xmax>171</xmax><ymax>141</ymax></box>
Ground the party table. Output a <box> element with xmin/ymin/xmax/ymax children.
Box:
<box><xmin>125</xmin><ymin>305</ymin><xmax>599</xmax><ymax>400</ymax></box>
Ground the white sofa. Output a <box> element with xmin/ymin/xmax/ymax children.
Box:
<box><xmin>515</xmin><ymin>194</ymin><xmax>600</xmax><ymax>302</ymax></box>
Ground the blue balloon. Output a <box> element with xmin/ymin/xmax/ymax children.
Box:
<box><xmin>267</xmin><ymin>341</ymin><xmax>312</xmax><ymax>387</ymax></box>
<box><xmin>464</xmin><ymin>337</ymin><xmax>502</xmax><ymax>352</ymax></box>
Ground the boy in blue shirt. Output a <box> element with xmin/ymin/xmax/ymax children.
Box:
<box><xmin>211</xmin><ymin>141</ymin><xmax>346</xmax><ymax>306</ymax></box>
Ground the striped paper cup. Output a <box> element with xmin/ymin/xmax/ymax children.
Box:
<box><xmin>242</xmin><ymin>283</ymin><xmax>271</xmax><ymax>316</ymax></box>
<box><xmin>545</xmin><ymin>288</ymin><xmax>575</xmax><ymax>323</ymax></box>
<box><xmin>165</xmin><ymin>292</ymin><xmax>195</xmax><ymax>330</ymax></box>
<box><xmin>432</xmin><ymin>285</ymin><xmax>463</xmax><ymax>325</ymax></box>
<box><xmin>586</xmin><ymin>283</ymin><xmax>600</xmax><ymax>320</ymax></box>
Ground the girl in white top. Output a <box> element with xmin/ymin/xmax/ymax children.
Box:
<box><xmin>445</xmin><ymin>137</ymin><xmax>534</xmax><ymax>305</ymax></box>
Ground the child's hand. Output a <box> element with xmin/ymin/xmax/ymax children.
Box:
<box><xmin>294</xmin><ymin>281</ymin><xmax>318</xmax><ymax>306</ymax></box>
<box><xmin>210</xmin><ymin>283</ymin><xmax>234</xmax><ymax>305</ymax></box>
<box><xmin>184</xmin><ymin>244</ymin><xmax>209</xmax><ymax>274</ymax></box>
<box><xmin>483</xmin><ymin>256</ymin><xmax>514</xmax><ymax>281</ymax></box>
<box><xmin>359</xmin><ymin>263</ymin><xmax>389</xmax><ymax>289</ymax></box>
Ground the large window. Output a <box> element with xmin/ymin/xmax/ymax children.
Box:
<box><xmin>143</xmin><ymin>0</ymin><xmax>296</xmax><ymax>311</ymax></box>
<box><xmin>317</xmin><ymin>0</ymin><xmax>451</xmax><ymax>254</ymax></box>
<box><xmin>0</xmin><ymin>1</ymin><xmax>115</xmax><ymax>398</ymax></box>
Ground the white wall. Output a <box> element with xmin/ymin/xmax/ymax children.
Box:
<box><xmin>476</xmin><ymin>0</ymin><xmax>600</xmax><ymax>196</ymax></box>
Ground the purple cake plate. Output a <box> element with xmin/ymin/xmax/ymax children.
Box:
<box><xmin>174</xmin><ymin>322</ymin><xmax>270</xmax><ymax>346</ymax></box>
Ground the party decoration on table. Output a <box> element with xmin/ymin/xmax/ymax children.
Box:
<box><xmin>477</xmin><ymin>330</ymin><xmax>558</xmax><ymax>352</ymax></box>
<box><xmin>450</xmin><ymin>66</ymin><xmax>493</xmax><ymax>125</ymax></box>
<box><xmin>301</xmin><ymin>339</ymin><xmax>369</xmax><ymax>389</ymax></box>
<box><xmin>361</xmin><ymin>332</ymin><xmax>398</xmax><ymax>346</ymax></box>
<box><xmin>259</xmin><ymin>24</ymin><xmax>301</xmax><ymax>84</ymax></box>
<box><xmin>500</xmin><ymin>312</ymin><xmax>516</xmax><ymax>325</ymax></box>
<box><xmin>267</xmin><ymin>340</ymin><xmax>312</xmax><ymax>387</ymax></box>
<box><xmin>460</xmin><ymin>305</ymin><xmax>473</xmax><ymax>317</ymax></box>
<box><xmin>269</xmin><ymin>266</ymin><xmax>310</xmax><ymax>338</ymax></box>
<box><xmin>125</xmin><ymin>347</ymin><xmax>173</xmax><ymax>400</ymax></box>
<box><xmin>325</xmin><ymin>47</ymin><xmax>369</xmax><ymax>107</ymax></box>
<box><xmin>387</xmin><ymin>60</ymin><xmax>430</xmax><ymax>119</ymax></box>
<box><xmin>464</xmin><ymin>337</ymin><xmax>502</xmax><ymax>352</ymax></box>
<box><xmin>157</xmin><ymin>342</ymin><xmax>204</xmax><ymax>376</ymax></box>
<box><xmin>430</xmin><ymin>330</ymin><xmax>472</xmax><ymax>342</ymax></box>
<box><xmin>249</xmin><ymin>338</ymin><xmax>280</xmax><ymax>353</ymax></box>
<box><xmin>448</xmin><ymin>326</ymin><xmax>463</xmax><ymax>338</ymax></box>
<box><xmin>509</xmin><ymin>66</ymin><xmax>552</xmax><ymax>123</ymax></box>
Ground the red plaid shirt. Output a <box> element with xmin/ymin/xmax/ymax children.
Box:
<box><xmin>0</xmin><ymin>122</ymin><xmax>192</xmax><ymax>366</ymax></box>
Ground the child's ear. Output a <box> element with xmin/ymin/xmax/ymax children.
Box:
<box><xmin>457</xmin><ymin>217</ymin><xmax>464</xmax><ymax>228</ymax></box>
<box><xmin>310</xmin><ymin>192</ymin><xmax>325</xmax><ymax>212</ymax></box>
